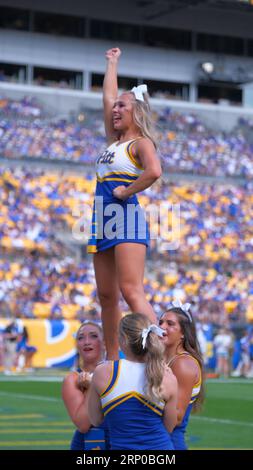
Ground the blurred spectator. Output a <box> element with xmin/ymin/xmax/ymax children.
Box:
<box><xmin>232</xmin><ymin>329</ymin><xmax>252</xmax><ymax>377</ymax></box>
<box><xmin>3</xmin><ymin>321</ymin><xmax>22</xmax><ymax>374</ymax></box>
<box><xmin>16</xmin><ymin>326</ymin><xmax>37</xmax><ymax>372</ymax></box>
<box><xmin>0</xmin><ymin>329</ymin><xmax>4</xmax><ymax>369</ymax></box>
<box><xmin>213</xmin><ymin>327</ymin><xmax>233</xmax><ymax>377</ymax></box>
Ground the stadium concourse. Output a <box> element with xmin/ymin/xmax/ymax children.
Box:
<box><xmin>0</xmin><ymin>96</ymin><xmax>253</xmax><ymax>372</ymax></box>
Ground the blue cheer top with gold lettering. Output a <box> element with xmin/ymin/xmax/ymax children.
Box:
<box><xmin>87</xmin><ymin>139</ymin><xmax>149</xmax><ymax>253</ymax></box>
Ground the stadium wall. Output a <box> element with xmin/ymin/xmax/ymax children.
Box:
<box><xmin>0</xmin><ymin>318</ymin><xmax>242</xmax><ymax>370</ymax></box>
<box><xmin>1</xmin><ymin>0</ymin><xmax>253</xmax><ymax>38</ymax></box>
<box><xmin>0</xmin><ymin>318</ymin><xmax>80</xmax><ymax>368</ymax></box>
<box><xmin>0</xmin><ymin>29</ymin><xmax>252</xmax><ymax>91</ymax></box>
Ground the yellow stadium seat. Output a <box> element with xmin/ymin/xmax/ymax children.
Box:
<box><xmin>33</xmin><ymin>302</ymin><xmax>51</xmax><ymax>318</ymax></box>
<box><xmin>220</xmin><ymin>196</ymin><xmax>230</xmax><ymax>204</ymax></box>
<box><xmin>1</xmin><ymin>236</ymin><xmax>12</xmax><ymax>248</ymax></box>
<box><xmin>10</xmin><ymin>263</ymin><xmax>21</xmax><ymax>274</ymax></box>
<box><xmin>246</xmin><ymin>305</ymin><xmax>253</xmax><ymax>322</ymax></box>
<box><xmin>220</xmin><ymin>236</ymin><xmax>237</xmax><ymax>248</ymax></box>
<box><xmin>167</xmin><ymin>131</ymin><xmax>176</xmax><ymax>141</ymax></box>
<box><xmin>224</xmin><ymin>301</ymin><xmax>238</xmax><ymax>314</ymax></box>
<box><xmin>184</xmin><ymin>283</ymin><xmax>199</xmax><ymax>295</ymax></box>
<box><xmin>61</xmin><ymin>304</ymin><xmax>79</xmax><ymax>319</ymax></box>
<box><xmin>192</xmin><ymin>193</ymin><xmax>204</xmax><ymax>204</ymax></box>
<box><xmin>154</xmin><ymin>294</ymin><xmax>163</xmax><ymax>303</ymax></box>
<box><xmin>22</xmin><ymin>239</ymin><xmax>36</xmax><ymax>249</ymax></box>
<box><xmin>79</xmin><ymin>284</ymin><xmax>94</xmax><ymax>296</ymax></box>
<box><xmin>164</xmin><ymin>273</ymin><xmax>178</xmax><ymax>287</ymax></box>
<box><xmin>173</xmin><ymin>187</ymin><xmax>188</xmax><ymax>198</ymax></box>
<box><xmin>32</xmin><ymin>198</ymin><xmax>51</xmax><ymax>209</ymax></box>
<box><xmin>5</xmin><ymin>272</ymin><xmax>14</xmax><ymax>281</ymax></box>
<box><xmin>206</xmin><ymin>269</ymin><xmax>217</xmax><ymax>282</ymax></box>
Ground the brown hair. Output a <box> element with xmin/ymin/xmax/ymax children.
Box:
<box><xmin>119</xmin><ymin>313</ymin><xmax>165</xmax><ymax>402</ymax></box>
<box><xmin>161</xmin><ymin>308</ymin><xmax>204</xmax><ymax>412</ymax></box>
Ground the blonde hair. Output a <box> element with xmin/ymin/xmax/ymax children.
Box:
<box><xmin>125</xmin><ymin>91</ymin><xmax>158</xmax><ymax>148</ymax></box>
<box><xmin>119</xmin><ymin>313</ymin><xmax>165</xmax><ymax>402</ymax></box>
<box><xmin>76</xmin><ymin>320</ymin><xmax>103</xmax><ymax>338</ymax></box>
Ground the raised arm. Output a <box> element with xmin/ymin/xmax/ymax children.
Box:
<box><xmin>62</xmin><ymin>372</ymin><xmax>91</xmax><ymax>433</ymax></box>
<box><xmin>103</xmin><ymin>47</ymin><xmax>121</xmax><ymax>144</ymax></box>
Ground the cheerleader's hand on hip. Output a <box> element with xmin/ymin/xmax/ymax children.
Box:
<box><xmin>113</xmin><ymin>185</ymin><xmax>129</xmax><ymax>200</ymax></box>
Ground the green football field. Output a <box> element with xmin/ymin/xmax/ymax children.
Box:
<box><xmin>0</xmin><ymin>374</ymin><xmax>252</xmax><ymax>450</ymax></box>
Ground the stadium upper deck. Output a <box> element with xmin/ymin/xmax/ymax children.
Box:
<box><xmin>1</xmin><ymin>0</ymin><xmax>253</xmax><ymax>114</ymax></box>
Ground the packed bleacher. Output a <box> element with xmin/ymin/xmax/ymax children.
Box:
<box><xmin>0</xmin><ymin>96</ymin><xmax>44</xmax><ymax>118</ymax></box>
<box><xmin>0</xmin><ymin>256</ymin><xmax>252</xmax><ymax>324</ymax></box>
<box><xmin>1</xmin><ymin>168</ymin><xmax>253</xmax><ymax>265</ymax></box>
<box><xmin>1</xmin><ymin>96</ymin><xmax>253</xmax><ymax>176</ymax></box>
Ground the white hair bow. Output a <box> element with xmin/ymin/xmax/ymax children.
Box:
<box><xmin>131</xmin><ymin>84</ymin><xmax>148</xmax><ymax>102</ymax></box>
<box><xmin>141</xmin><ymin>324</ymin><xmax>165</xmax><ymax>349</ymax></box>
<box><xmin>170</xmin><ymin>299</ymin><xmax>192</xmax><ymax>322</ymax></box>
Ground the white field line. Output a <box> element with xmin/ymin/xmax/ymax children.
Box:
<box><xmin>0</xmin><ymin>376</ymin><xmax>63</xmax><ymax>382</ymax></box>
<box><xmin>191</xmin><ymin>416</ymin><xmax>253</xmax><ymax>427</ymax></box>
<box><xmin>0</xmin><ymin>391</ymin><xmax>60</xmax><ymax>402</ymax></box>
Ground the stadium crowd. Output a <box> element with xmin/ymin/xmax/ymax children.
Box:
<box><xmin>1</xmin><ymin>168</ymin><xmax>253</xmax><ymax>265</ymax></box>
<box><xmin>0</xmin><ymin>256</ymin><xmax>252</xmax><ymax>326</ymax></box>
<box><xmin>1</xmin><ymin>96</ymin><xmax>253</xmax><ymax>176</ymax></box>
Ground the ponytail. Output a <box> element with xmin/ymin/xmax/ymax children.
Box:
<box><xmin>144</xmin><ymin>331</ymin><xmax>165</xmax><ymax>402</ymax></box>
<box><xmin>119</xmin><ymin>313</ymin><xmax>165</xmax><ymax>402</ymax></box>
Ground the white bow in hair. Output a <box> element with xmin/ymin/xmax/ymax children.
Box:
<box><xmin>141</xmin><ymin>324</ymin><xmax>165</xmax><ymax>349</ymax></box>
<box><xmin>131</xmin><ymin>84</ymin><xmax>148</xmax><ymax>102</ymax></box>
<box><xmin>171</xmin><ymin>299</ymin><xmax>192</xmax><ymax>322</ymax></box>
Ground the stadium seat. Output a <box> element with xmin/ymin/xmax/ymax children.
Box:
<box><xmin>33</xmin><ymin>302</ymin><xmax>52</xmax><ymax>319</ymax></box>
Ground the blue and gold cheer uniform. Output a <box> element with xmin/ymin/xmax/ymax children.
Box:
<box><xmin>100</xmin><ymin>359</ymin><xmax>174</xmax><ymax>450</ymax></box>
<box><xmin>87</xmin><ymin>139</ymin><xmax>149</xmax><ymax>253</ymax></box>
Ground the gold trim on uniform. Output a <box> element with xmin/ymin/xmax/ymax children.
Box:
<box><xmin>102</xmin><ymin>390</ymin><xmax>164</xmax><ymax>417</ymax></box>
<box><xmin>87</xmin><ymin>245</ymin><xmax>97</xmax><ymax>253</ymax></box>
<box><xmin>100</xmin><ymin>361</ymin><xmax>114</xmax><ymax>397</ymax></box>
<box><xmin>102</xmin><ymin>390</ymin><xmax>132</xmax><ymax>409</ymax></box>
<box><xmin>97</xmin><ymin>176</ymin><xmax>136</xmax><ymax>183</ymax></box>
<box><xmin>125</xmin><ymin>140</ymin><xmax>144</xmax><ymax>170</ymax></box>
<box><xmin>96</xmin><ymin>171</ymin><xmax>140</xmax><ymax>179</ymax></box>
<box><xmin>100</xmin><ymin>360</ymin><xmax>122</xmax><ymax>399</ymax></box>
